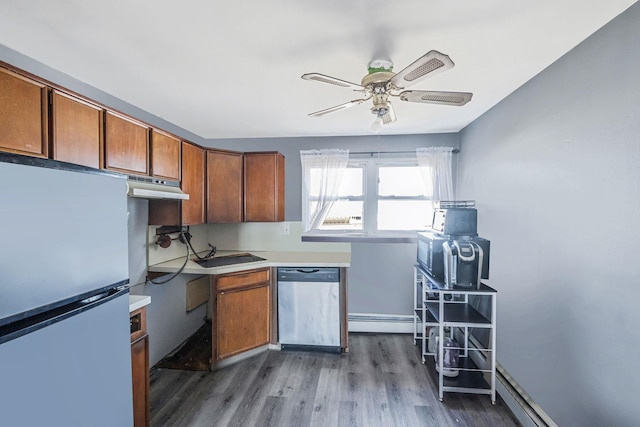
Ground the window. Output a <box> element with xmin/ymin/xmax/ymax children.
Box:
<box><xmin>304</xmin><ymin>155</ymin><xmax>434</xmax><ymax>238</ymax></box>
<box><xmin>309</xmin><ymin>164</ymin><xmax>364</xmax><ymax>231</ymax></box>
<box><xmin>377</xmin><ymin>165</ymin><xmax>433</xmax><ymax>231</ymax></box>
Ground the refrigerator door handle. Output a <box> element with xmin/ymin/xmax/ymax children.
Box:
<box><xmin>0</xmin><ymin>287</ymin><xmax>129</xmax><ymax>345</ymax></box>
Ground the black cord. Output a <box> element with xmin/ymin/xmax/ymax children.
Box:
<box><xmin>147</xmin><ymin>230</ymin><xmax>190</xmax><ymax>285</ymax></box>
<box><xmin>184</xmin><ymin>226</ymin><xmax>217</xmax><ymax>259</ymax></box>
<box><xmin>147</xmin><ymin>227</ymin><xmax>217</xmax><ymax>284</ymax></box>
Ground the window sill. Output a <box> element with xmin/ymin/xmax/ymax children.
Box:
<box><xmin>301</xmin><ymin>233</ymin><xmax>418</xmax><ymax>244</ymax></box>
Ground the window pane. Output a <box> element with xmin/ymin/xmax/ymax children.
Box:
<box><xmin>309</xmin><ymin>167</ymin><xmax>362</xmax><ymax>198</ymax></box>
<box><xmin>378</xmin><ymin>166</ymin><xmax>429</xmax><ymax>196</ymax></box>
<box><xmin>338</xmin><ymin>167</ymin><xmax>363</xmax><ymax>197</ymax></box>
<box><xmin>314</xmin><ymin>200</ymin><xmax>363</xmax><ymax>230</ymax></box>
<box><xmin>377</xmin><ymin>200</ymin><xmax>433</xmax><ymax>230</ymax></box>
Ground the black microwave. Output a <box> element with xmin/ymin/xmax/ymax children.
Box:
<box><xmin>417</xmin><ymin>232</ymin><xmax>449</xmax><ymax>281</ymax></box>
<box><xmin>417</xmin><ymin>231</ymin><xmax>490</xmax><ymax>283</ymax></box>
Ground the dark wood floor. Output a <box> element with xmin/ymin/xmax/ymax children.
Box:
<box><xmin>149</xmin><ymin>333</ymin><xmax>519</xmax><ymax>427</ymax></box>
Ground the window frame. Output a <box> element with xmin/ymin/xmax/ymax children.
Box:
<box><xmin>302</xmin><ymin>154</ymin><xmax>432</xmax><ymax>241</ymax></box>
<box><xmin>305</xmin><ymin>161</ymin><xmax>366</xmax><ymax>233</ymax></box>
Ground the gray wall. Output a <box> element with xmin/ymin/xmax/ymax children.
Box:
<box><xmin>457</xmin><ymin>3</ymin><xmax>640</xmax><ymax>425</ymax></box>
<box><xmin>127</xmin><ymin>199</ymin><xmax>206</xmax><ymax>366</ymax></box>
<box><xmin>204</xmin><ymin>134</ymin><xmax>459</xmax><ymax>316</ymax></box>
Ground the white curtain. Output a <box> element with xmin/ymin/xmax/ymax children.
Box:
<box><xmin>300</xmin><ymin>148</ymin><xmax>349</xmax><ymax>232</ymax></box>
<box><xmin>416</xmin><ymin>147</ymin><xmax>454</xmax><ymax>203</ymax></box>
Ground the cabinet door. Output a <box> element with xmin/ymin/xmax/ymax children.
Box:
<box><xmin>131</xmin><ymin>334</ymin><xmax>149</xmax><ymax>427</ymax></box>
<box><xmin>104</xmin><ymin>111</ymin><xmax>149</xmax><ymax>175</ymax></box>
<box><xmin>151</xmin><ymin>130</ymin><xmax>180</xmax><ymax>181</ymax></box>
<box><xmin>207</xmin><ymin>150</ymin><xmax>243</xmax><ymax>223</ymax></box>
<box><xmin>181</xmin><ymin>141</ymin><xmax>205</xmax><ymax>225</ymax></box>
<box><xmin>0</xmin><ymin>67</ymin><xmax>48</xmax><ymax>157</ymax></box>
<box><xmin>216</xmin><ymin>285</ymin><xmax>270</xmax><ymax>360</ymax></box>
<box><xmin>244</xmin><ymin>152</ymin><xmax>285</xmax><ymax>222</ymax></box>
<box><xmin>51</xmin><ymin>91</ymin><xmax>102</xmax><ymax>168</ymax></box>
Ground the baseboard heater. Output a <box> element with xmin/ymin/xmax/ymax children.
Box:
<box><xmin>495</xmin><ymin>364</ymin><xmax>557</xmax><ymax>427</ymax></box>
<box><xmin>464</xmin><ymin>334</ymin><xmax>557</xmax><ymax>427</ymax></box>
<box><xmin>348</xmin><ymin>313</ymin><xmax>414</xmax><ymax>333</ymax></box>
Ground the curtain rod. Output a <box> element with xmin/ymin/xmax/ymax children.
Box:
<box><xmin>349</xmin><ymin>149</ymin><xmax>460</xmax><ymax>155</ymax></box>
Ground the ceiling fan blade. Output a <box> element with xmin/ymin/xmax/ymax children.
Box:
<box><xmin>389</xmin><ymin>50</ymin><xmax>455</xmax><ymax>90</ymax></box>
<box><xmin>382</xmin><ymin>102</ymin><xmax>396</xmax><ymax>124</ymax></box>
<box><xmin>399</xmin><ymin>90</ymin><xmax>473</xmax><ymax>106</ymax></box>
<box><xmin>308</xmin><ymin>99</ymin><xmax>366</xmax><ymax>117</ymax></box>
<box><xmin>301</xmin><ymin>73</ymin><xmax>364</xmax><ymax>91</ymax></box>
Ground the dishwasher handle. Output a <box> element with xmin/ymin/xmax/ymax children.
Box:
<box><xmin>296</xmin><ymin>268</ymin><xmax>320</xmax><ymax>274</ymax></box>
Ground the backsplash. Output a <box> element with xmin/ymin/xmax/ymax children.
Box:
<box><xmin>147</xmin><ymin>223</ymin><xmax>210</xmax><ymax>266</ymax></box>
<box><xmin>147</xmin><ymin>222</ymin><xmax>350</xmax><ymax>267</ymax></box>
<box><xmin>207</xmin><ymin>221</ymin><xmax>350</xmax><ymax>253</ymax></box>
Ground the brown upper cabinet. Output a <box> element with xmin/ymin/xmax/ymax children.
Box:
<box><xmin>181</xmin><ymin>142</ymin><xmax>206</xmax><ymax>225</ymax></box>
<box><xmin>207</xmin><ymin>150</ymin><xmax>243</xmax><ymax>223</ymax></box>
<box><xmin>244</xmin><ymin>152</ymin><xmax>285</xmax><ymax>222</ymax></box>
<box><xmin>0</xmin><ymin>67</ymin><xmax>49</xmax><ymax>157</ymax></box>
<box><xmin>150</xmin><ymin>129</ymin><xmax>180</xmax><ymax>181</ymax></box>
<box><xmin>104</xmin><ymin>111</ymin><xmax>149</xmax><ymax>176</ymax></box>
<box><xmin>51</xmin><ymin>90</ymin><xmax>103</xmax><ymax>168</ymax></box>
<box><xmin>149</xmin><ymin>141</ymin><xmax>205</xmax><ymax>226</ymax></box>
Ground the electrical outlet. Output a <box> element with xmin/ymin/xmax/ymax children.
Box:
<box><xmin>178</xmin><ymin>232</ymin><xmax>192</xmax><ymax>244</ymax></box>
<box><xmin>282</xmin><ymin>222</ymin><xmax>290</xmax><ymax>235</ymax></box>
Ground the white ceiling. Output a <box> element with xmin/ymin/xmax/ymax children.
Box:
<box><xmin>0</xmin><ymin>1</ymin><xmax>636</xmax><ymax>140</ymax></box>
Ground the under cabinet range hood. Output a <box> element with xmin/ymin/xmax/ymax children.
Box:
<box><xmin>126</xmin><ymin>176</ymin><xmax>189</xmax><ymax>200</ymax></box>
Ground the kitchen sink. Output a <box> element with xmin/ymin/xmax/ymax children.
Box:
<box><xmin>194</xmin><ymin>253</ymin><xmax>266</xmax><ymax>268</ymax></box>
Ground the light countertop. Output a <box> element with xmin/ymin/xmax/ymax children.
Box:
<box><xmin>129</xmin><ymin>295</ymin><xmax>151</xmax><ymax>312</ymax></box>
<box><xmin>147</xmin><ymin>250</ymin><xmax>351</xmax><ymax>275</ymax></box>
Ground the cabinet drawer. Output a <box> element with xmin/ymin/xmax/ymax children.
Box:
<box><xmin>216</xmin><ymin>268</ymin><xmax>270</xmax><ymax>292</ymax></box>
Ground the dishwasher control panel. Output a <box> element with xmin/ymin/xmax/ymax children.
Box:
<box><xmin>277</xmin><ymin>267</ymin><xmax>339</xmax><ymax>282</ymax></box>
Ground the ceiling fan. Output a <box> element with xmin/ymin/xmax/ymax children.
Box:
<box><xmin>301</xmin><ymin>50</ymin><xmax>472</xmax><ymax>132</ymax></box>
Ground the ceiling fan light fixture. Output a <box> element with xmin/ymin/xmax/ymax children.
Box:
<box><xmin>370</xmin><ymin>104</ymin><xmax>389</xmax><ymax>133</ymax></box>
<box><xmin>371</xmin><ymin>115</ymin><xmax>383</xmax><ymax>133</ymax></box>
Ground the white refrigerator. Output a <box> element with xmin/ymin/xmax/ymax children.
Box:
<box><xmin>0</xmin><ymin>153</ymin><xmax>134</xmax><ymax>427</ymax></box>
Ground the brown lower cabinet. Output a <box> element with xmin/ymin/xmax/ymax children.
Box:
<box><xmin>130</xmin><ymin>307</ymin><xmax>149</xmax><ymax>427</ymax></box>
<box><xmin>212</xmin><ymin>268</ymin><xmax>270</xmax><ymax>361</ymax></box>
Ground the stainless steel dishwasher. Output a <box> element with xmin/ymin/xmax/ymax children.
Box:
<box><xmin>277</xmin><ymin>267</ymin><xmax>341</xmax><ymax>352</ymax></box>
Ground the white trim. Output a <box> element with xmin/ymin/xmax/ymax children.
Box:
<box><xmin>496</xmin><ymin>373</ymin><xmax>540</xmax><ymax>427</ymax></box>
<box><xmin>496</xmin><ymin>364</ymin><xmax>558</xmax><ymax>427</ymax></box>
<box><xmin>466</xmin><ymin>335</ymin><xmax>554</xmax><ymax>426</ymax></box>
<box><xmin>348</xmin><ymin>313</ymin><xmax>414</xmax><ymax>333</ymax></box>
